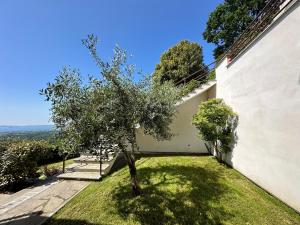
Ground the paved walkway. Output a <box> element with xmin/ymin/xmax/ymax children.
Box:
<box><xmin>0</xmin><ymin>178</ymin><xmax>89</xmax><ymax>225</ymax></box>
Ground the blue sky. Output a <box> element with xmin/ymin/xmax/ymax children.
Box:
<box><xmin>0</xmin><ymin>0</ymin><xmax>222</xmax><ymax>125</ymax></box>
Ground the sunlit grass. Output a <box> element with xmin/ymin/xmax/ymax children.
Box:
<box><xmin>38</xmin><ymin>158</ymin><xmax>74</xmax><ymax>175</ymax></box>
<box><xmin>46</xmin><ymin>156</ymin><xmax>300</xmax><ymax>225</ymax></box>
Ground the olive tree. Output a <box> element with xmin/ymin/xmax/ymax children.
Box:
<box><xmin>192</xmin><ymin>98</ymin><xmax>238</xmax><ymax>162</ymax></box>
<box><xmin>41</xmin><ymin>35</ymin><xmax>179</xmax><ymax>195</ymax></box>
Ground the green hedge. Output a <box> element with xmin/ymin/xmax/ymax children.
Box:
<box><xmin>0</xmin><ymin>140</ymin><xmax>62</xmax><ymax>184</ymax></box>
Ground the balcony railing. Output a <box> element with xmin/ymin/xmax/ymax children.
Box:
<box><xmin>174</xmin><ymin>0</ymin><xmax>293</xmax><ymax>89</ymax></box>
<box><xmin>175</xmin><ymin>61</ymin><xmax>216</xmax><ymax>86</ymax></box>
<box><xmin>226</xmin><ymin>0</ymin><xmax>293</xmax><ymax>63</ymax></box>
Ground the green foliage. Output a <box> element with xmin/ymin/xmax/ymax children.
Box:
<box><xmin>0</xmin><ymin>140</ymin><xmax>66</xmax><ymax>184</ymax></box>
<box><xmin>178</xmin><ymin>79</ymin><xmax>200</xmax><ymax>97</ymax></box>
<box><xmin>0</xmin><ymin>131</ymin><xmax>56</xmax><ymax>142</ymax></box>
<box><xmin>207</xmin><ymin>69</ymin><xmax>216</xmax><ymax>81</ymax></box>
<box><xmin>42</xmin><ymin>165</ymin><xmax>60</xmax><ymax>177</ymax></box>
<box><xmin>203</xmin><ymin>0</ymin><xmax>267</xmax><ymax>58</ymax></box>
<box><xmin>153</xmin><ymin>40</ymin><xmax>206</xmax><ymax>84</ymax></box>
<box><xmin>41</xmin><ymin>42</ymin><xmax>179</xmax><ymax>152</ymax></box>
<box><xmin>34</xmin><ymin>141</ymin><xmax>63</xmax><ymax>166</ymax></box>
<box><xmin>39</xmin><ymin>158</ymin><xmax>74</xmax><ymax>173</ymax></box>
<box><xmin>192</xmin><ymin>98</ymin><xmax>238</xmax><ymax>162</ymax></box>
<box><xmin>47</xmin><ymin>157</ymin><xmax>300</xmax><ymax>225</ymax></box>
<box><xmin>178</xmin><ymin>70</ymin><xmax>216</xmax><ymax>98</ymax></box>
<box><xmin>141</xmin><ymin>81</ymin><xmax>179</xmax><ymax>141</ymax></box>
<box><xmin>0</xmin><ymin>141</ymin><xmax>41</xmax><ymax>184</ymax></box>
<box><xmin>41</xmin><ymin>35</ymin><xmax>179</xmax><ymax>195</ymax></box>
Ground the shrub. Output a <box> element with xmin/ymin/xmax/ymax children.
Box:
<box><xmin>42</xmin><ymin>165</ymin><xmax>60</xmax><ymax>177</ymax></box>
<box><xmin>192</xmin><ymin>98</ymin><xmax>238</xmax><ymax>162</ymax></box>
<box><xmin>179</xmin><ymin>79</ymin><xmax>200</xmax><ymax>97</ymax></box>
<box><xmin>0</xmin><ymin>140</ymin><xmax>65</xmax><ymax>184</ymax></box>
<box><xmin>207</xmin><ymin>69</ymin><xmax>216</xmax><ymax>81</ymax></box>
<box><xmin>0</xmin><ymin>141</ymin><xmax>40</xmax><ymax>184</ymax></box>
<box><xmin>34</xmin><ymin>141</ymin><xmax>62</xmax><ymax>166</ymax></box>
<box><xmin>179</xmin><ymin>70</ymin><xmax>216</xmax><ymax>98</ymax></box>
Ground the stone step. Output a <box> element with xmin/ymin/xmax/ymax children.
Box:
<box><xmin>74</xmin><ymin>156</ymin><xmax>114</xmax><ymax>164</ymax></box>
<box><xmin>57</xmin><ymin>171</ymin><xmax>102</xmax><ymax>181</ymax></box>
<box><xmin>58</xmin><ymin>153</ymin><xmax>120</xmax><ymax>181</ymax></box>
<box><xmin>66</xmin><ymin>163</ymin><xmax>110</xmax><ymax>172</ymax></box>
<box><xmin>74</xmin><ymin>156</ymin><xmax>99</xmax><ymax>164</ymax></box>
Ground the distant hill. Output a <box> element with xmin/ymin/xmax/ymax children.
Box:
<box><xmin>0</xmin><ymin>125</ymin><xmax>55</xmax><ymax>133</ymax></box>
<box><xmin>0</xmin><ymin>131</ymin><xmax>56</xmax><ymax>142</ymax></box>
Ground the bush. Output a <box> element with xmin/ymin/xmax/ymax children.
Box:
<box><xmin>179</xmin><ymin>71</ymin><xmax>216</xmax><ymax>98</ymax></box>
<box><xmin>34</xmin><ymin>141</ymin><xmax>62</xmax><ymax>166</ymax></box>
<box><xmin>0</xmin><ymin>141</ymin><xmax>40</xmax><ymax>184</ymax></box>
<box><xmin>192</xmin><ymin>98</ymin><xmax>238</xmax><ymax>162</ymax></box>
<box><xmin>179</xmin><ymin>79</ymin><xmax>200</xmax><ymax>97</ymax></box>
<box><xmin>207</xmin><ymin>69</ymin><xmax>216</xmax><ymax>81</ymax></box>
<box><xmin>0</xmin><ymin>140</ymin><xmax>64</xmax><ymax>184</ymax></box>
<box><xmin>42</xmin><ymin>165</ymin><xmax>60</xmax><ymax>177</ymax></box>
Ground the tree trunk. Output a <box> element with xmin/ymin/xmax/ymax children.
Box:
<box><xmin>122</xmin><ymin>150</ymin><xmax>142</xmax><ymax>196</ymax></box>
<box><xmin>215</xmin><ymin>141</ymin><xmax>222</xmax><ymax>163</ymax></box>
<box><xmin>62</xmin><ymin>155</ymin><xmax>66</xmax><ymax>173</ymax></box>
<box><xmin>204</xmin><ymin>142</ymin><xmax>213</xmax><ymax>155</ymax></box>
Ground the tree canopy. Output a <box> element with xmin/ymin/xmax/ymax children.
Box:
<box><xmin>41</xmin><ymin>35</ymin><xmax>179</xmax><ymax>195</ymax></box>
<box><xmin>153</xmin><ymin>40</ymin><xmax>206</xmax><ymax>84</ymax></box>
<box><xmin>203</xmin><ymin>0</ymin><xmax>267</xmax><ymax>59</ymax></box>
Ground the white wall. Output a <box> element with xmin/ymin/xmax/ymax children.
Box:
<box><xmin>216</xmin><ymin>1</ymin><xmax>300</xmax><ymax>212</ymax></box>
<box><xmin>137</xmin><ymin>82</ymin><xmax>216</xmax><ymax>153</ymax></box>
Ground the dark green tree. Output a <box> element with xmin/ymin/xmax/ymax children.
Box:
<box><xmin>153</xmin><ymin>40</ymin><xmax>206</xmax><ymax>84</ymax></box>
<box><xmin>203</xmin><ymin>0</ymin><xmax>267</xmax><ymax>59</ymax></box>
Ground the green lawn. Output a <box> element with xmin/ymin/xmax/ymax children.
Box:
<box><xmin>38</xmin><ymin>158</ymin><xmax>74</xmax><ymax>175</ymax></box>
<box><xmin>46</xmin><ymin>156</ymin><xmax>300</xmax><ymax>225</ymax></box>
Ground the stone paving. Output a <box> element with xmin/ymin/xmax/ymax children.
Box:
<box><xmin>0</xmin><ymin>178</ymin><xmax>89</xmax><ymax>225</ymax></box>
<box><xmin>57</xmin><ymin>155</ymin><xmax>111</xmax><ymax>181</ymax></box>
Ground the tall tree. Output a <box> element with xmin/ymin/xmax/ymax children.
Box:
<box><xmin>41</xmin><ymin>35</ymin><xmax>179</xmax><ymax>195</ymax></box>
<box><xmin>153</xmin><ymin>40</ymin><xmax>206</xmax><ymax>84</ymax></box>
<box><xmin>203</xmin><ymin>0</ymin><xmax>267</xmax><ymax>59</ymax></box>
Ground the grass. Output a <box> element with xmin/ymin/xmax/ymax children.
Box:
<box><xmin>38</xmin><ymin>158</ymin><xmax>74</xmax><ymax>175</ymax></box>
<box><xmin>46</xmin><ymin>156</ymin><xmax>300</xmax><ymax>225</ymax></box>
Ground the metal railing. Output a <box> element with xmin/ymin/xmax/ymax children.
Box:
<box><xmin>97</xmin><ymin>143</ymin><xmax>119</xmax><ymax>177</ymax></box>
<box><xmin>166</xmin><ymin>0</ymin><xmax>293</xmax><ymax>90</ymax></box>
<box><xmin>226</xmin><ymin>0</ymin><xmax>292</xmax><ymax>62</ymax></box>
<box><xmin>175</xmin><ymin>61</ymin><xmax>216</xmax><ymax>86</ymax></box>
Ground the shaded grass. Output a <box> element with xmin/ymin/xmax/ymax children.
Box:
<box><xmin>46</xmin><ymin>156</ymin><xmax>300</xmax><ymax>225</ymax></box>
<box><xmin>38</xmin><ymin>159</ymin><xmax>74</xmax><ymax>175</ymax></box>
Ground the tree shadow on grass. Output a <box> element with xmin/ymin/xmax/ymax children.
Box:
<box><xmin>0</xmin><ymin>211</ymin><xmax>102</xmax><ymax>225</ymax></box>
<box><xmin>112</xmin><ymin>164</ymin><xmax>233</xmax><ymax>225</ymax></box>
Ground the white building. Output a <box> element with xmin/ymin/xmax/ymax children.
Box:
<box><xmin>137</xmin><ymin>0</ymin><xmax>300</xmax><ymax>212</ymax></box>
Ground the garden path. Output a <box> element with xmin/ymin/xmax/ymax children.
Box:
<box><xmin>0</xmin><ymin>178</ymin><xmax>89</xmax><ymax>225</ymax></box>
